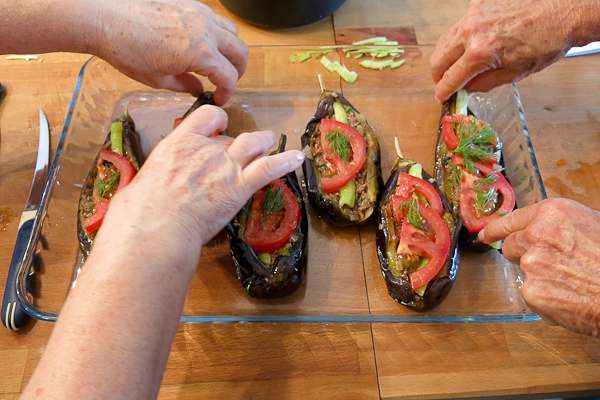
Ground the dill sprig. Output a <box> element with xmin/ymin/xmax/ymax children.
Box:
<box><xmin>400</xmin><ymin>197</ymin><xmax>425</xmax><ymax>231</ymax></box>
<box><xmin>467</xmin><ymin>172</ymin><xmax>499</xmax><ymax>190</ymax></box>
<box><xmin>447</xmin><ymin>159</ymin><xmax>462</xmax><ymax>189</ymax></box>
<box><xmin>473</xmin><ymin>187</ymin><xmax>497</xmax><ymax>215</ymax></box>
<box><xmin>94</xmin><ymin>172</ymin><xmax>120</xmax><ymax>200</ymax></box>
<box><xmin>243</xmin><ymin>185</ymin><xmax>286</xmax><ymax>228</ymax></box>
<box><xmin>325</xmin><ymin>128</ymin><xmax>353</xmax><ymax>164</ymax></box>
<box><xmin>452</xmin><ymin>119</ymin><xmax>498</xmax><ymax>174</ymax></box>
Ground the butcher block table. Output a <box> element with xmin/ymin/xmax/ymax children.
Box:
<box><xmin>1</xmin><ymin>1</ymin><xmax>600</xmax><ymax>399</ymax></box>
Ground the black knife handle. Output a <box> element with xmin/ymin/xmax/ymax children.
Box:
<box><xmin>1</xmin><ymin>212</ymin><xmax>35</xmax><ymax>330</ymax></box>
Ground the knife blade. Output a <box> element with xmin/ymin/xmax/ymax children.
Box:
<box><xmin>2</xmin><ymin>109</ymin><xmax>50</xmax><ymax>330</ymax></box>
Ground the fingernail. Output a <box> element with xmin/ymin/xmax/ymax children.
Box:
<box><xmin>296</xmin><ymin>151</ymin><xmax>305</xmax><ymax>162</ymax></box>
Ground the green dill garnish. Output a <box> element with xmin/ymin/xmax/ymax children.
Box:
<box><xmin>94</xmin><ymin>172</ymin><xmax>120</xmax><ymax>200</ymax></box>
<box><xmin>447</xmin><ymin>160</ymin><xmax>462</xmax><ymax>189</ymax></box>
<box><xmin>401</xmin><ymin>197</ymin><xmax>426</xmax><ymax>231</ymax></box>
<box><xmin>243</xmin><ymin>185</ymin><xmax>286</xmax><ymax>228</ymax></box>
<box><xmin>467</xmin><ymin>172</ymin><xmax>499</xmax><ymax>190</ymax></box>
<box><xmin>495</xmin><ymin>211</ymin><xmax>508</xmax><ymax>216</ymax></box>
<box><xmin>473</xmin><ymin>187</ymin><xmax>497</xmax><ymax>215</ymax></box>
<box><xmin>325</xmin><ymin>127</ymin><xmax>353</xmax><ymax>164</ymax></box>
<box><xmin>452</xmin><ymin>119</ymin><xmax>498</xmax><ymax>174</ymax></box>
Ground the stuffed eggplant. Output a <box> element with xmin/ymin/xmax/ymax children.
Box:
<box><xmin>226</xmin><ymin>135</ymin><xmax>308</xmax><ymax>299</ymax></box>
<box><xmin>173</xmin><ymin>92</ymin><xmax>217</xmax><ymax>130</ymax></box>
<box><xmin>434</xmin><ymin>90</ymin><xmax>516</xmax><ymax>252</ymax></box>
<box><xmin>77</xmin><ymin>107</ymin><xmax>145</xmax><ymax>257</ymax></box>
<box><xmin>376</xmin><ymin>139</ymin><xmax>461</xmax><ymax>311</ymax></box>
<box><xmin>302</xmin><ymin>89</ymin><xmax>382</xmax><ymax>227</ymax></box>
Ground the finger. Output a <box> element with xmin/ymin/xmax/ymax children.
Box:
<box><xmin>499</xmin><ymin>230</ymin><xmax>530</xmax><ymax>264</ymax></box>
<box><xmin>194</xmin><ymin>52</ymin><xmax>239</xmax><ymax>106</ymax></box>
<box><xmin>241</xmin><ymin>151</ymin><xmax>305</xmax><ymax>198</ymax></box>
<box><xmin>430</xmin><ymin>24</ymin><xmax>464</xmax><ymax>84</ymax></box>
<box><xmin>463</xmin><ymin>68</ymin><xmax>522</xmax><ymax>93</ymax></box>
<box><xmin>146</xmin><ymin>73</ymin><xmax>205</xmax><ymax>95</ymax></box>
<box><xmin>478</xmin><ymin>202</ymin><xmax>543</xmax><ymax>243</ymax></box>
<box><xmin>210</xmin><ymin>13</ymin><xmax>240</xmax><ymax>37</ymax></box>
<box><xmin>227</xmin><ymin>130</ymin><xmax>277</xmax><ymax>167</ymax></box>
<box><xmin>434</xmin><ymin>51</ymin><xmax>492</xmax><ymax>103</ymax></box>
<box><xmin>215</xmin><ymin>32</ymin><xmax>249</xmax><ymax>81</ymax></box>
<box><xmin>176</xmin><ymin>105</ymin><xmax>228</xmax><ymax>137</ymax></box>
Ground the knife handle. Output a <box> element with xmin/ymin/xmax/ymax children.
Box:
<box><xmin>1</xmin><ymin>211</ymin><xmax>36</xmax><ymax>330</ymax></box>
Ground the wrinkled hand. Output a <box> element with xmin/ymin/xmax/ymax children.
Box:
<box><xmin>103</xmin><ymin>105</ymin><xmax>305</xmax><ymax>250</ymax></box>
<box><xmin>430</xmin><ymin>0</ymin><xmax>598</xmax><ymax>103</ymax></box>
<box><xmin>479</xmin><ymin>199</ymin><xmax>600</xmax><ymax>336</ymax></box>
<box><xmin>89</xmin><ymin>0</ymin><xmax>248</xmax><ymax>105</ymax></box>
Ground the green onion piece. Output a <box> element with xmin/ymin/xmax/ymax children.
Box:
<box><xmin>455</xmin><ymin>88</ymin><xmax>469</xmax><ymax>115</ymax></box>
<box><xmin>258</xmin><ymin>253</ymin><xmax>271</xmax><ymax>265</ymax></box>
<box><xmin>390</xmin><ymin>59</ymin><xmax>406</xmax><ymax>69</ymax></box>
<box><xmin>413</xmin><ymin>258</ymin><xmax>430</xmax><ymax>296</ymax></box>
<box><xmin>110</xmin><ymin>121</ymin><xmax>123</xmax><ymax>155</ymax></box>
<box><xmin>352</xmin><ymin>36</ymin><xmax>389</xmax><ymax>45</ymax></box>
<box><xmin>275</xmin><ymin>247</ymin><xmax>290</xmax><ymax>256</ymax></box>
<box><xmin>408</xmin><ymin>163</ymin><xmax>423</xmax><ymax>179</ymax></box>
<box><xmin>333</xmin><ymin>100</ymin><xmax>348</xmax><ymax>124</ymax></box>
<box><xmin>339</xmin><ymin>179</ymin><xmax>356</xmax><ymax>208</ymax></box>
<box><xmin>320</xmin><ymin>56</ymin><xmax>358</xmax><ymax>83</ymax></box>
<box><xmin>488</xmin><ymin>240</ymin><xmax>503</xmax><ymax>250</ymax></box>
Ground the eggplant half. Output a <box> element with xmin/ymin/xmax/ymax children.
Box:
<box><xmin>301</xmin><ymin>90</ymin><xmax>383</xmax><ymax>227</ymax></box>
<box><xmin>77</xmin><ymin>109</ymin><xmax>145</xmax><ymax>257</ymax></box>
<box><xmin>434</xmin><ymin>91</ymin><xmax>516</xmax><ymax>253</ymax></box>
<box><xmin>226</xmin><ymin>136</ymin><xmax>308</xmax><ymax>299</ymax></box>
<box><xmin>376</xmin><ymin>150</ymin><xmax>461</xmax><ymax>311</ymax></box>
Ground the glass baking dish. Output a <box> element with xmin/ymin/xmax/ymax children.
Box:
<box><xmin>16</xmin><ymin>46</ymin><xmax>546</xmax><ymax>324</ymax></box>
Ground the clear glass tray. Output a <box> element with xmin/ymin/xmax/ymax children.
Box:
<box><xmin>17</xmin><ymin>46</ymin><xmax>546</xmax><ymax>323</ymax></box>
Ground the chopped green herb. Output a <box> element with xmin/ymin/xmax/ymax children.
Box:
<box><xmin>473</xmin><ymin>187</ymin><xmax>497</xmax><ymax>215</ymax></box>
<box><xmin>452</xmin><ymin>119</ymin><xmax>498</xmax><ymax>174</ymax></box>
<box><xmin>401</xmin><ymin>197</ymin><xmax>426</xmax><ymax>231</ymax></box>
<box><xmin>325</xmin><ymin>127</ymin><xmax>353</xmax><ymax>164</ymax></box>
<box><xmin>94</xmin><ymin>172</ymin><xmax>121</xmax><ymax>200</ymax></box>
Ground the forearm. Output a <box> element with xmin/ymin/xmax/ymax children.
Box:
<box><xmin>21</xmin><ymin>196</ymin><xmax>201</xmax><ymax>400</ymax></box>
<box><xmin>0</xmin><ymin>0</ymin><xmax>100</xmax><ymax>55</ymax></box>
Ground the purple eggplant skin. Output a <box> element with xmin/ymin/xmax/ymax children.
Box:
<box><xmin>77</xmin><ymin>111</ymin><xmax>145</xmax><ymax>258</ymax></box>
<box><xmin>434</xmin><ymin>93</ymin><xmax>514</xmax><ymax>253</ymax></box>
<box><xmin>301</xmin><ymin>90</ymin><xmax>383</xmax><ymax>227</ymax></box>
<box><xmin>376</xmin><ymin>157</ymin><xmax>462</xmax><ymax>311</ymax></box>
<box><xmin>182</xmin><ymin>92</ymin><xmax>216</xmax><ymax>117</ymax></box>
<box><xmin>225</xmin><ymin>136</ymin><xmax>308</xmax><ymax>299</ymax></box>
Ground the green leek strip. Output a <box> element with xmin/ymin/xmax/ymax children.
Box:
<box><xmin>488</xmin><ymin>240</ymin><xmax>503</xmax><ymax>250</ymax></box>
<box><xmin>339</xmin><ymin>179</ymin><xmax>356</xmax><ymax>208</ymax></box>
<box><xmin>333</xmin><ymin>100</ymin><xmax>348</xmax><ymax>124</ymax></box>
<box><xmin>455</xmin><ymin>88</ymin><xmax>469</xmax><ymax>115</ymax></box>
<box><xmin>359</xmin><ymin>59</ymin><xmax>405</xmax><ymax>70</ymax></box>
<box><xmin>275</xmin><ymin>247</ymin><xmax>290</xmax><ymax>256</ymax></box>
<box><xmin>320</xmin><ymin>56</ymin><xmax>358</xmax><ymax>84</ymax></box>
<box><xmin>408</xmin><ymin>163</ymin><xmax>423</xmax><ymax>179</ymax></box>
<box><xmin>110</xmin><ymin>121</ymin><xmax>123</xmax><ymax>155</ymax></box>
<box><xmin>258</xmin><ymin>253</ymin><xmax>271</xmax><ymax>265</ymax></box>
<box><xmin>413</xmin><ymin>258</ymin><xmax>430</xmax><ymax>297</ymax></box>
<box><xmin>351</xmin><ymin>37</ymin><xmax>398</xmax><ymax>46</ymax></box>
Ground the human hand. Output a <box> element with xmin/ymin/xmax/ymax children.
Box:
<box><xmin>478</xmin><ymin>199</ymin><xmax>600</xmax><ymax>336</ymax></box>
<box><xmin>430</xmin><ymin>0</ymin><xmax>599</xmax><ymax>103</ymax></box>
<box><xmin>103</xmin><ymin>105</ymin><xmax>305</xmax><ymax>250</ymax></box>
<box><xmin>88</xmin><ymin>0</ymin><xmax>248</xmax><ymax>105</ymax></box>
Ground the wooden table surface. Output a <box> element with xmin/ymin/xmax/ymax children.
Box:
<box><xmin>1</xmin><ymin>1</ymin><xmax>600</xmax><ymax>399</ymax></box>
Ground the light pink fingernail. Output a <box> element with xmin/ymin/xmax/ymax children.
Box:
<box><xmin>296</xmin><ymin>152</ymin><xmax>305</xmax><ymax>162</ymax></box>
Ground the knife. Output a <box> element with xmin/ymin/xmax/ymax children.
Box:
<box><xmin>2</xmin><ymin>109</ymin><xmax>50</xmax><ymax>330</ymax></box>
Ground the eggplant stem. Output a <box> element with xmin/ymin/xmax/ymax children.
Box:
<box><xmin>318</xmin><ymin>74</ymin><xmax>326</xmax><ymax>92</ymax></box>
<box><xmin>394</xmin><ymin>137</ymin><xmax>404</xmax><ymax>159</ymax></box>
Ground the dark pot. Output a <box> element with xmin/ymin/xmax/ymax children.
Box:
<box><xmin>219</xmin><ymin>0</ymin><xmax>346</xmax><ymax>29</ymax></box>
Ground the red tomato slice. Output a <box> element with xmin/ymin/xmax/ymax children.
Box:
<box><xmin>84</xmin><ymin>150</ymin><xmax>137</xmax><ymax>233</ymax></box>
<box><xmin>244</xmin><ymin>179</ymin><xmax>301</xmax><ymax>254</ymax></box>
<box><xmin>441</xmin><ymin>114</ymin><xmax>466</xmax><ymax>150</ymax></box>
<box><xmin>395</xmin><ymin>205</ymin><xmax>451</xmax><ymax>290</ymax></box>
<box><xmin>84</xmin><ymin>199</ymin><xmax>110</xmax><ymax>233</ymax></box>
<box><xmin>459</xmin><ymin>160</ymin><xmax>516</xmax><ymax>233</ymax></box>
<box><xmin>394</xmin><ymin>172</ymin><xmax>444</xmax><ymax>216</ymax></box>
<box><xmin>319</xmin><ymin>119</ymin><xmax>367</xmax><ymax>193</ymax></box>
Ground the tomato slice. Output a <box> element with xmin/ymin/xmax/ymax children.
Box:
<box><xmin>441</xmin><ymin>114</ymin><xmax>466</xmax><ymax>150</ymax></box>
<box><xmin>84</xmin><ymin>150</ymin><xmax>137</xmax><ymax>233</ymax></box>
<box><xmin>244</xmin><ymin>179</ymin><xmax>301</xmax><ymax>254</ymax></box>
<box><xmin>394</xmin><ymin>172</ymin><xmax>443</xmax><ymax>216</ymax></box>
<box><xmin>319</xmin><ymin>119</ymin><xmax>367</xmax><ymax>193</ymax></box>
<box><xmin>459</xmin><ymin>160</ymin><xmax>516</xmax><ymax>233</ymax></box>
<box><xmin>395</xmin><ymin>206</ymin><xmax>451</xmax><ymax>290</ymax></box>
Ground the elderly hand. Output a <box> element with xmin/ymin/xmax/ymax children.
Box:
<box><xmin>100</xmin><ymin>105</ymin><xmax>305</xmax><ymax>252</ymax></box>
<box><xmin>89</xmin><ymin>0</ymin><xmax>248</xmax><ymax>105</ymax></box>
<box><xmin>478</xmin><ymin>198</ymin><xmax>600</xmax><ymax>337</ymax></box>
<box><xmin>430</xmin><ymin>0</ymin><xmax>600</xmax><ymax>103</ymax></box>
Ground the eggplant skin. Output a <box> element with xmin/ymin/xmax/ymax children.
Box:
<box><xmin>76</xmin><ymin>113</ymin><xmax>145</xmax><ymax>258</ymax></box>
<box><xmin>376</xmin><ymin>157</ymin><xmax>462</xmax><ymax>311</ymax></box>
<box><xmin>301</xmin><ymin>91</ymin><xmax>383</xmax><ymax>227</ymax></box>
<box><xmin>226</xmin><ymin>171</ymin><xmax>308</xmax><ymax>299</ymax></box>
<box><xmin>434</xmin><ymin>94</ymin><xmax>514</xmax><ymax>253</ymax></box>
